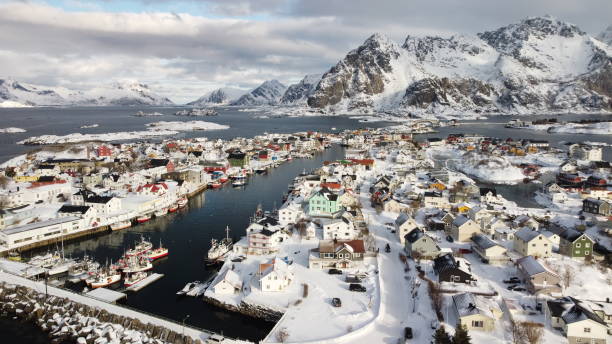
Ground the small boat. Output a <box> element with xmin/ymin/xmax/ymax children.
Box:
<box><xmin>177</xmin><ymin>281</ymin><xmax>200</xmax><ymax>296</ymax></box>
<box><xmin>124</xmin><ymin>271</ymin><xmax>149</xmax><ymax>287</ymax></box>
<box><xmin>232</xmin><ymin>179</ymin><xmax>247</xmax><ymax>187</ymax></box>
<box><xmin>186</xmin><ymin>282</ymin><xmax>208</xmax><ymax>297</ymax></box>
<box><xmin>218</xmin><ymin>174</ymin><xmax>229</xmax><ymax>183</ymax></box>
<box><xmin>208</xmin><ymin>181</ymin><xmax>222</xmax><ymax>189</ymax></box>
<box><xmin>126</xmin><ymin>237</ymin><xmax>153</xmax><ymax>257</ymax></box>
<box><xmin>154</xmin><ymin>208</ymin><xmax>169</xmax><ymax>217</ymax></box>
<box><xmin>7</xmin><ymin>251</ymin><xmax>21</xmax><ymax>262</ymax></box>
<box><xmin>136</xmin><ymin>215</ymin><xmax>151</xmax><ymax>223</ymax></box>
<box><xmin>177</xmin><ymin>197</ymin><xmax>188</xmax><ymax>208</ymax></box>
<box><xmin>47</xmin><ymin>258</ymin><xmax>77</xmax><ymax>276</ymax></box>
<box><xmin>110</xmin><ymin>220</ymin><xmax>131</xmax><ymax>231</ymax></box>
<box><xmin>254</xmin><ymin>167</ymin><xmax>267</xmax><ymax>174</ymax></box>
<box><xmin>87</xmin><ymin>269</ymin><xmax>122</xmax><ymax>289</ymax></box>
<box><xmin>168</xmin><ymin>204</ymin><xmax>179</xmax><ymax>213</ymax></box>
<box><xmin>206</xmin><ymin>226</ymin><xmax>233</xmax><ymax>262</ymax></box>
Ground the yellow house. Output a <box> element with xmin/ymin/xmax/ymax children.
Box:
<box><xmin>430</xmin><ymin>182</ymin><xmax>446</xmax><ymax>191</ymax></box>
<box><xmin>13</xmin><ymin>175</ymin><xmax>39</xmax><ymax>182</ymax></box>
<box><xmin>456</xmin><ymin>203</ymin><xmax>471</xmax><ymax>214</ymax></box>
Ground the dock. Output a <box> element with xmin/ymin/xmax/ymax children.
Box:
<box><xmin>126</xmin><ymin>273</ymin><xmax>164</xmax><ymax>292</ymax></box>
<box><xmin>86</xmin><ymin>287</ymin><xmax>127</xmax><ymax>303</ymax></box>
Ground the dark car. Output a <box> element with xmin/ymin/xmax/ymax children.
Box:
<box><xmin>507</xmin><ymin>284</ymin><xmax>518</xmax><ymax>290</ymax></box>
<box><xmin>331</xmin><ymin>297</ymin><xmax>342</xmax><ymax>307</ymax></box>
<box><xmin>404</xmin><ymin>327</ymin><xmax>413</xmax><ymax>340</ymax></box>
<box><xmin>503</xmin><ymin>277</ymin><xmax>520</xmax><ymax>284</ymax></box>
<box><xmin>446</xmin><ymin>235</ymin><xmax>454</xmax><ymax>243</ymax></box>
<box><xmin>328</xmin><ymin>268</ymin><xmax>343</xmax><ymax>275</ymax></box>
<box><xmin>349</xmin><ymin>283</ymin><xmax>367</xmax><ymax>292</ymax></box>
<box><xmin>513</xmin><ymin>287</ymin><xmax>527</xmax><ymax>292</ymax></box>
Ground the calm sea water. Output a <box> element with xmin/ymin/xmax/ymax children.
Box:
<box><xmin>1</xmin><ymin>108</ymin><xmax>611</xmax><ymax>342</ymax></box>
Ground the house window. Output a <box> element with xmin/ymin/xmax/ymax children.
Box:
<box><xmin>585</xmin><ymin>243</ymin><xmax>590</xmax><ymax>248</ymax></box>
<box><xmin>585</xmin><ymin>251</ymin><xmax>589</xmax><ymax>255</ymax></box>
<box><xmin>471</xmin><ymin>321</ymin><xmax>484</xmax><ymax>328</ymax></box>
<box><xmin>584</xmin><ymin>327</ymin><xmax>591</xmax><ymax>333</ymax></box>
<box><xmin>576</xmin><ymin>243</ymin><xmax>581</xmax><ymax>248</ymax></box>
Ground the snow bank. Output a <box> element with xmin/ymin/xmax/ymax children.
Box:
<box><xmin>145</xmin><ymin>120</ymin><xmax>229</xmax><ymax>131</ymax></box>
<box><xmin>0</xmin><ymin>127</ymin><xmax>26</xmax><ymax>133</ymax></box>
<box><xmin>0</xmin><ymin>100</ymin><xmax>31</xmax><ymax>108</ymax></box>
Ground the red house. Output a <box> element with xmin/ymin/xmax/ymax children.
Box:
<box><xmin>97</xmin><ymin>145</ymin><xmax>112</xmax><ymax>157</ymax></box>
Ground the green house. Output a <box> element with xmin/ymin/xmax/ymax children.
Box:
<box><xmin>228</xmin><ymin>150</ymin><xmax>248</xmax><ymax>167</ymax></box>
<box><xmin>559</xmin><ymin>229</ymin><xmax>594</xmax><ymax>258</ymax></box>
<box><xmin>308</xmin><ymin>187</ymin><xmax>342</xmax><ymax>218</ymax></box>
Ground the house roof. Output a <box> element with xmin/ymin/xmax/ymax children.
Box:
<box><xmin>433</xmin><ymin>253</ymin><xmax>471</xmax><ymax>275</ymax></box>
<box><xmin>516</xmin><ymin>256</ymin><xmax>558</xmax><ymax>277</ymax></box>
<box><xmin>2</xmin><ymin>216</ymin><xmax>81</xmax><ymax>235</ymax></box>
<box><xmin>453</xmin><ymin>292</ymin><xmax>498</xmax><ymax>319</ymax></box>
<box><xmin>471</xmin><ymin>234</ymin><xmax>501</xmax><ymax>250</ymax></box>
<box><xmin>452</xmin><ymin>215</ymin><xmax>471</xmax><ymax>227</ymax></box>
<box><xmin>319</xmin><ymin>239</ymin><xmax>365</xmax><ymax>254</ymax></box>
<box><xmin>514</xmin><ymin>227</ymin><xmax>541</xmax><ymax>242</ymax></box>
<box><xmin>404</xmin><ymin>228</ymin><xmax>425</xmax><ymax>244</ymax></box>
<box><xmin>559</xmin><ymin>229</ymin><xmax>591</xmax><ymax>243</ymax></box>
<box><xmin>218</xmin><ymin>268</ymin><xmax>242</xmax><ymax>289</ymax></box>
<box><xmin>58</xmin><ymin>205</ymin><xmax>91</xmax><ymax>214</ymax></box>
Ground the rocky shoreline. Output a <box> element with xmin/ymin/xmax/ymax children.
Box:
<box><xmin>203</xmin><ymin>295</ymin><xmax>283</xmax><ymax>323</ymax></box>
<box><xmin>0</xmin><ymin>282</ymin><xmax>202</xmax><ymax>344</ymax></box>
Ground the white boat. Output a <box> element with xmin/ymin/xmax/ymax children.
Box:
<box><xmin>154</xmin><ymin>208</ymin><xmax>168</xmax><ymax>217</ymax></box>
<box><xmin>177</xmin><ymin>281</ymin><xmax>200</xmax><ymax>295</ymax></box>
<box><xmin>29</xmin><ymin>252</ymin><xmax>61</xmax><ymax>268</ymax></box>
<box><xmin>47</xmin><ymin>258</ymin><xmax>77</xmax><ymax>276</ymax></box>
<box><xmin>121</xmin><ymin>256</ymin><xmax>153</xmax><ymax>274</ymax></box>
<box><xmin>232</xmin><ymin>179</ymin><xmax>247</xmax><ymax>187</ymax></box>
<box><xmin>86</xmin><ymin>270</ymin><xmax>122</xmax><ymax>289</ymax></box>
<box><xmin>110</xmin><ymin>220</ymin><xmax>131</xmax><ymax>231</ymax></box>
<box><xmin>186</xmin><ymin>282</ymin><xmax>207</xmax><ymax>297</ymax></box>
<box><xmin>177</xmin><ymin>197</ymin><xmax>188</xmax><ymax>208</ymax></box>
<box><xmin>136</xmin><ymin>214</ymin><xmax>151</xmax><ymax>223</ymax></box>
<box><xmin>124</xmin><ymin>271</ymin><xmax>149</xmax><ymax>287</ymax></box>
<box><xmin>207</xmin><ymin>226</ymin><xmax>233</xmax><ymax>261</ymax></box>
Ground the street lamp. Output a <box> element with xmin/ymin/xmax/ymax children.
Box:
<box><xmin>182</xmin><ymin>314</ymin><xmax>190</xmax><ymax>337</ymax></box>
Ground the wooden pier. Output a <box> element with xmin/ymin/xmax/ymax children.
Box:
<box><xmin>126</xmin><ymin>273</ymin><xmax>164</xmax><ymax>292</ymax></box>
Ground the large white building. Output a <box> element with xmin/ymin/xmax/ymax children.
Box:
<box><xmin>0</xmin><ymin>216</ymin><xmax>82</xmax><ymax>250</ymax></box>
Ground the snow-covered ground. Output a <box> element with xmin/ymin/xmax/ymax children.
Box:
<box><xmin>529</xmin><ymin>121</ymin><xmax>612</xmax><ymax>135</ymax></box>
<box><xmin>17</xmin><ymin>120</ymin><xmax>229</xmax><ymax>144</ymax></box>
<box><xmin>0</xmin><ymin>127</ymin><xmax>27</xmax><ymax>133</ymax></box>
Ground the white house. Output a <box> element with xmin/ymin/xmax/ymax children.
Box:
<box><xmin>259</xmin><ymin>258</ymin><xmax>294</xmax><ymax>292</ymax></box>
<box><xmin>213</xmin><ymin>268</ymin><xmax>243</xmax><ymax>295</ymax></box>
<box><xmin>278</xmin><ymin>202</ymin><xmax>304</xmax><ymax>226</ymax></box>
<box><xmin>323</xmin><ymin>217</ymin><xmax>356</xmax><ymax>240</ymax></box>
<box><xmin>395</xmin><ymin>213</ymin><xmax>418</xmax><ymax>245</ymax></box>
<box><xmin>513</xmin><ymin>227</ymin><xmax>552</xmax><ymax>258</ymax></box>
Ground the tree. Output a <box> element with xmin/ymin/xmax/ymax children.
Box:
<box><xmin>433</xmin><ymin>326</ymin><xmax>452</xmax><ymax>344</ymax></box>
<box><xmin>428</xmin><ymin>281</ymin><xmax>444</xmax><ymax>319</ymax></box>
<box><xmin>562</xmin><ymin>266</ymin><xmax>575</xmax><ymax>291</ymax></box>
<box><xmin>522</xmin><ymin>322</ymin><xmax>543</xmax><ymax>344</ymax></box>
<box><xmin>509</xmin><ymin>320</ymin><xmax>527</xmax><ymax>344</ymax></box>
<box><xmin>452</xmin><ymin>324</ymin><xmax>471</xmax><ymax>344</ymax></box>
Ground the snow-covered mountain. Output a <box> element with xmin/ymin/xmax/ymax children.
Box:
<box><xmin>597</xmin><ymin>25</ymin><xmax>612</xmax><ymax>45</ymax></box>
<box><xmin>280</xmin><ymin>74</ymin><xmax>322</xmax><ymax>105</ymax></box>
<box><xmin>307</xmin><ymin>16</ymin><xmax>612</xmax><ymax>115</ymax></box>
<box><xmin>231</xmin><ymin>80</ymin><xmax>287</xmax><ymax>106</ymax></box>
<box><xmin>187</xmin><ymin>87</ymin><xmax>246</xmax><ymax>106</ymax></box>
<box><xmin>0</xmin><ymin>79</ymin><xmax>174</xmax><ymax>107</ymax></box>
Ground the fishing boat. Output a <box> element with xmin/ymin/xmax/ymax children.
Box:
<box><xmin>254</xmin><ymin>166</ymin><xmax>267</xmax><ymax>174</ymax></box>
<box><xmin>124</xmin><ymin>271</ymin><xmax>149</xmax><ymax>287</ymax></box>
<box><xmin>233</xmin><ymin>171</ymin><xmax>247</xmax><ymax>180</ymax></box>
<box><xmin>154</xmin><ymin>208</ymin><xmax>169</xmax><ymax>217</ymax></box>
<box><xmin>29</xmin><ymin>251</ymin><xmax>61</xmax><ymax>268</ymax></box>
<box><xmin>86</xmin><ymin>269</ymin><xmax>122</xmax><ymax>289</ymax></box>
<box><xmin>7</xmin><ymin>251</ymin><xmax>21</xmax><ymax>262</ymax></box>
<box><xmin>125</xmin><ymin>237</ymin><xmax>153</xmax><ymax>257</ymax></box>
<box><xmin>232</xmin><ymin>179</ymin><xmax>247</xmax><ymax>187</ymax></box>
<box><xmin>208</xmin><ymin>181</ymin><xmax>222</xmax><ymax>189</ymax></box>
<box><xmin>168</xmin><ymin>204</ymin><xmax>179</xmax><ymax>213</ymax></box>
<box><xmin>110</xmin><ymin>220</ymin><xmax>131</xmax><ymax>231</ymax></box>
<box><xmin>136</xmin><ymin>214</ymin><xmax>151</xmax><ymax>223</ymax></box>
<box><xmin>177</xmin><ymin>197</ymin><xmax>188</xmax><ymax>208</ymax></box>
<box><xmin>121</xmin><ymin>256</ymin><xmax>153</xmax><ymax>274</ymax></box>
<box><xmin>206</xmin><ymin>226</ymin><xmax>233</xmax><ymax>262</ymax></box>
<box><xmin>47</xmin><ymin>258</ymin><xmax>77</xmax><ymax>276</ymax></box>
<box><xmin>144</xmin><ymin>241</ymin><xmax>168</xmax><ymax>260</ymax></box>
<box><xmin>218</xmin><ymin>174</ymin><xmax>229</xmax><ymax>183</ymax></box>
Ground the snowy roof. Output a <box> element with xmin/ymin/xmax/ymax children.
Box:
<box><xmin>2</xmin><ymin>216</ymin><xmax>81</xmax><ymax>235</ymax></box>
<box><xmin>471</xmin><ymin>234</ymin><xmax>501</xmax><ymax>250</ymax></box>
<box><xmin>516</xmin><ymin>256</ymin><xmax>558</xmax><ymax>277</ymax></box>
<box><xmin>219</xmin><ymin>268</ymin><xmax>242</xmax><ymax>289</ymax></box>
<box><xmin>394</xmin><ymin>213</ymin><xmax>411</xmax><ymax>226</ymax></box>
<box><xmin>452</xmin><ymin>215</ymin><xmax>471</xmax><ymax>227</ymax></box>
<box><xmin>514</xmin><ymin>227</ymin><xmax>541</xmax><ymax>242</ymax></box>
<box><xmin>561</xmin><ymin>297</ymin><xmax>607</xmax><ymax>326</ymax></box>
<box><xmin>319</xmin><ymin>239</ymin><xmax>365</xmax><ymax>254</ymax></box>
<box><xmin>452</xmin><ymin>292</ymin><xmax>498</xmax><ymax>319</ymax></box>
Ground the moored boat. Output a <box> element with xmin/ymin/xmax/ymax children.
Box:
<box><xmin>206</xmin><ymin>226</ymin><xmax>233</xmax><ymax>262</ymax></box>
<box><xmin>168</xmin><ymin>204</ymin><xmax>179</xmax><ymax>213</ymax></box>
<box><xmin>110</xmin><ymin>220</ymin><xmax>132</xmax><ymax>231</ymax></box>
<box><xmin>144</xmin><ymin>241</ymin><xmax>168</xmax><ymax>260</ymax></box>
<box><xmin>121</xmin><ymin>256</ymin><xmax>153</xmax><ymax>274</ymax></box>
<box><xmin>125</xmin><ymin>237</ymin><xmax>153</xmax><ymax>257</ymax></box>
<box><xmin>177</xmin><ymin>197</ymin><xmax>188</xmax><ymax>208</ymax></box>
<box><xmin>124</xmin><ymin>271</ymin><xmax>149</xmax><ymax>287</ymax></box>
<box><xmin>87</xmin><ymin>270</ymin><xmax>122</xmax><ymax>289</ymax></box>
<box><xmin>154</xmin><ymin>208</ymin><xmax>169</xmax><ymax>217</ymax></box>
<box><xmin>232</xmin><ymin>179</ymin><xmax>247</xmax><ymax>187</ymax></box>
<box><xmin>136</xmin><ymin>215</ymin><xmax>151</xmax><ymax>223</ymax></box>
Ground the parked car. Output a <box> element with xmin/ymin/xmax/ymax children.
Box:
<box><xmin>446</xmin><ymin>235</ymin><xmax>454</xmax><ymax>242</ymax></box>
<box><xmin>503</xmin><ymin>277</ymin><xmax>520</xmax><ymax>284</ymax></box>
<box><xmin>331</xmin><ymin>297</ymin><xmax>342</xmax><ymax>307</ymax></box>
<box><xmin>345</xmin><ymin>275</ymin><xmax>361</xmax><ymax>283</ymax></box>
<box><xmin>328</xmin><ymin>268</ymin><xmax>342</xmax><ymax>275</ymax></box>
<box><xmin>513</xmin><ymin>287</ymin><xmax>527</xmax><ymax>292</ymax></box>
<box><xmin>404</xmin><ymin>327</ymin><xmax>413</xmax><ymax>340</ymax></box>
<box><xmin>349</xmin><ymin>283</ymin><xmax>367</xmax><ymax>292</ymax></box>
<box><xmin>507</xmin><ymin>284</ymin><xmax>519</xmax><ymax>290</ymax></box>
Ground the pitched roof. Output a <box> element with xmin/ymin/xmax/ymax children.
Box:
<box><xmin>471</xmin><ymin>234</ymin><xmax>501</xmax><ymax>250</ymax></box>
<box><xmin>453</xmin><ymin>292</ymin><xmax>498</xmax><ymax>319</ymax></box>
<box><xmin>517</xmin><ymin>256</ymin><xmax>558</xmax><ymax>277</ymax></box>
<box><xmin>514</xmin><ymin>227</ymin><xmax>541</xmax><ymax>242</ymax></box>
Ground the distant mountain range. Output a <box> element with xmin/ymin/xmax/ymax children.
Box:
<box><xmin>2</xmin><ymin>16</ymin><xmax>610</xmax><ymax>116</ymax></box>
<box><xmin>0</xmin><ymin>79</ymin><xmax>174</xmax><ymax>107</ymax></box>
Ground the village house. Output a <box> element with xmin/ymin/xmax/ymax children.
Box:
<box><xmin>559</xmin><ymin>229</ymin><xmax>595</xmax><ymax>259</ymax></box>
<box><xmin>516</xmin><ymin>255</ymin><xmax>561</xmax><ymax>295</ymax></box>
<box><xmin>212</xmin><ymin>268</ymin><xmax>243</xmax><ymax>295</ymax></box>
<box><xmin>513</xmin><ymin>227</ymin><xmax>552</xmax><ymax>258</ymax></box>
<box><xmin>403</xmin><ymin>228</ymin><xmax>441</xmax><ymax>259</ymax></box>
<box><xmin>258</xmin><ymin>258</ymin><xmax>294</xmax><ymax>292</ymax></box>
<box><xmin>0</xmin><ymin>182</ymin><xmax>72</xmax><ymax>207</ymax></box>
<box><xmin>246</xmin><ymin>217</ymin><xmax>289</xmax><ymax>255</ymax></box>
<box><xmin>322</xmin><ymin>217</ymin><xmax>356</xmax><ymax>240</ymax></box>
<box><xmin>278</xmin><ymin>202</ymin><xmax>305</xmax><ymax>226</ymax></box>
<box><xmin>453</xmin><ymin>292</ymin><xmax>502</xmax><ymax>332</ymax></box>
<box><xmin>307</xmin><ymin>187</ymin><xmax>342</xmax><ymax>218</ymax></box>
<box><xmin>433</xmin><ymin>253</ymin><xmax>475</xmax><ymax>284</ymax></box>
<box><xmin>426</xmin><ymin>211</ymin><xmax>454</xmax><ymax>232</ymax></box>
<box><xmin>583</xmin><ymin>198</ymin><xmax>611</xmax><ymax>216</ymax></box>
<box><xmin>0</xmin><ymin>216</ymin><xmax>82</xmax><ymax>250</ymax></box>
<box><xmin>423</xmin><ymin>191</ymin><xmax>451</xmax><ymax>209</ymax></box>
<box><xmin>394</xmin><ymin>213</ymin><xmax>418</xmax><ymax>245</ymax></box>
<box><xmin>449</xmin><ymin>215</ymin><xmax>481</xmax><ymax>242</ymax></box>
<box><xmin>569</xmin><ymin>144</ymin><xmax>603</xmax><ymax>162</ymax></box>
<box><xmin>545</xmin><ymin>297</ymin><xmax>609</xmax><ymax>344</ymax></box>
<box><xmin>308</xmin><ymin>239</ymin><xmax>365</xmax><ymax>269</ymax></box>
<box><xmin>471</xmin><ymin>234</ymin><xmax>508</xmax><ymax>265</ymax></box>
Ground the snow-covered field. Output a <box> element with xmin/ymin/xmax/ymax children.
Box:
<box><xmin>17</xmin><ymin>120</ymin><xmax>229</xmax><ymax>144</ymax></box>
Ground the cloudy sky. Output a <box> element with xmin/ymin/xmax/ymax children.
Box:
<box><xmin>0</xmin><ymin>0</ymin><xmax>610</xmax><ymax>103</ymax></box>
